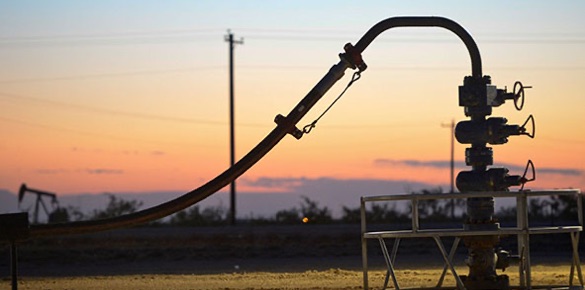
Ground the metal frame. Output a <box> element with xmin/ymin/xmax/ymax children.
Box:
<box><xmin>361</xmin><ymin>189</ymin><xmax>583</xmax><ymax>290</ymax></box>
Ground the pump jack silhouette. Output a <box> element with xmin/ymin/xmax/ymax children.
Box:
<box><xmin>18</xmin><ymin>183</ymin><xmax>60</xmax><ymax>224</ymax></box>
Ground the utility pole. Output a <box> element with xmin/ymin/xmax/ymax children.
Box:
<box><xmin>225</xmin><ymin>30</ymin><xmax>243</xmax><ymax>226</ymax></box>
<box><xmin>441</xmin><ymin>119</ymin><xmax>455</xmax><ymax>218</ymax></box>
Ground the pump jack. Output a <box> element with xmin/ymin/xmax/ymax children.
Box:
<box><xmin>18</xmin><ymin>183</ymin><xmax>60</xmax><ymax>224</ymax></box>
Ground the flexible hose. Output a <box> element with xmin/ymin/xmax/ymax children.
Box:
<box><xmin>29</xmin><ymin>60</ymin><xmax>350</xmax><ymax>237</ymax></box>
<box><xmin>28</xmin><ymin>16</ymin><xmax>482</xmax><ymax>238</ymax></box>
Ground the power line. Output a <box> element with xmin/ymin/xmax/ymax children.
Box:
<box><xmin>240</xmin><ymin>27</ymin><xmax>585</xmax><ymax>38</ymax></box>
<box><xmin>0</xmin><ymin>92</ymin><xmax>438</xmax><ymax>130</ymax></box>
<box><xmin>324</xmin><ymin>122</ymin><xmax>431</xmax><ymax>129</ymax></box>
<box><xmin>0</xmin><ymin>28</ymin><xmax>222</xmax><ymax>41</ymax></box>
<box><xmin>0</xmin><ymin>91</ymin><xmax>265</xmax><ymax>127</ymax></box>
<box><xmin>1</xmin><ymin>29</ymin><xmax>584</xmax><ymax>47</ymax></box>
<box><xmin>246</xmin><ymin>35</ymin><xmax>585</xmax><ymax>44</ymax></box>
<box><xmin>3</xmin><ymin>27</ymin><xmax>584</xmax><ymax>41</ymax></box>
<box><xmin>0</xmin><ymin>66</ymin><xmax>223</xmax><ymax>84</ymax></box>
<box><xmin>0</xmin><ymin>116</ymin><xmax>215</xmax><ymax>147</ymax></box>
<box><xmin>0</xmin><ymin>36</ymin><xmax>219</xmax><ymax>48</ymax></box>
<box><xmin>0</xmin><ymin>28</ymin><xmax>222</xmax><ymax>46</ymax></box>
<box><xmin>2</xmin><ymin>65</ymin><xmax>584</xmax><ymax>85</ymax></box>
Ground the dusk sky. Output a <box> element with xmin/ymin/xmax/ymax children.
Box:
<box><xmin>1</xmin><ymin>1</ymin><xmax>584</xmax><ymax>197</ymax></box>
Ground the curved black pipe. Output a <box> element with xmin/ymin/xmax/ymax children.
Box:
<box><xmin>30</xmin><ymin>60</ymin><xmax>350</xmax><ymax>237</ymax></box>
<box><xmin>354</xmin><ymin>16</ymin><xmax>482</xmax><ymax>78</ymax></box>
<box><xmin>29</xmin><ymin>16</ymin><xmax>482</xmax><ymax>238</ymax></box>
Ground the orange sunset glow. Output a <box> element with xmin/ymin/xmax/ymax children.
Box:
<box><xmin>1</xmin><ymin>1</ymin><xmax>584</xmax><ymax>208</ymax></box>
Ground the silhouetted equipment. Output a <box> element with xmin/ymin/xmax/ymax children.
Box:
<box><xmin>455</xmin><ymin>55</ymin><xmax>536</xmax><ymax>289</ymax></box>
<box><xmin>450</xmin><ymin>41</ymin><xmax>545</xmax><ymax>289</ymax></box>
<box><xmin>360</xmin><ymin>189</ymin><xmax>582</xmax><ymax>290</ymax></box>
<box><xmin>18</xmin><ymin>183</ymin><xmax>60</xmax><ymax>224</ymax></box>
<box><xmin>0</xmin><ymin>16</ymin><xmax>580</xmax><ymax>290</ymax></box>
<box><xmin>0</xmin><ymin>212</ymin><xmax>29</xmax><ymax>290</ymax></box>
<box><xmin>225</xmin><ymin>30</ymin><xmax>244</xmax><ymax>226</ymax></box>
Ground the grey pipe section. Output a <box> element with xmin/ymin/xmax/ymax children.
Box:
<box><xmin>354</xmin><ymin>16</ymin><xmax>482</xmax><ymax>78</ymax></box>
<box><xmin>29</xmin><ymin>16</ymin><xmax>482</xmax><ymax>238</ymax></box>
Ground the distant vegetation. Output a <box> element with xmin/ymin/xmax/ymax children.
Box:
<box><xmin>36</xmin><ymin>188</ymin><xmax>584</xmax><ymax>227</ymax></box>
<box><xmin>47</xmin><ymin>194</ymin><xmax>143</xmax><ymax>223</ymax></box>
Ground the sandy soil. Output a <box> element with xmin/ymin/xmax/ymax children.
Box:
<box><xmin>3</xmin><ymin>225</ymin><xmax>583</xmax><ymax>289</ymax></box>
<box><xmin>12</xmin><ymin>265</ymin><xmax>583</xmax><ymax>290</ymax></box>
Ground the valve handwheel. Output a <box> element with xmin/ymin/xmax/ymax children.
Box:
<box><xmin>513</xmin><ymin>81</ymin><xmax>532</xmax><ymax>111</ymax></box>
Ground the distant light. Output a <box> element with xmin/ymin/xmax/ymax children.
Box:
<box><xmin>302</xmin><ymin>217</ymin><xmax>309</xmax><ymax>223</ymax></box>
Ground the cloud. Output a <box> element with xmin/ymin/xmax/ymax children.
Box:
<box><xmin>240</xmin><ymin>177</ymin><xmax>305</xmax><ymax>191</ymax></box>
<box><xmin>374</xmin><ymin>158</ymin><xmax>583</xmax><ymax>177</ymax></box>
<box><xmin>35</xmin><ymin>168</ymin><xmax>70</xmax><ymax>174</ymax></box>
<box><xmin>537</xmin><ymin>168</ymin><xmax>582</xmax><ymax>176</ymax></box>
<box><xmin>374</xmin><ymin>159</ymin><xmax>462</xmax><ymax>169</ymax></box>
<box><xmin>238</xmin><ymin>177</ymin><xmax>444</xmax><ymax>217</ymax></box>
<box><xmin>84</xmin><ymin>168</ymin><xmax>124</xmax><ymax>175</ymax></box>
<box><xmin>242</xmin><ymin>176</ymin><xmax>441</xmax><ymax>195</ymax></box>
<box><xmin>69</xmin><ymin>147</ymin><xmax>165</xmax><ymax>157</ymax></box>
<box><xmin>35</xmin><ymin>168</ymin><xmax>125</xmax><ymax>175</ymax></box>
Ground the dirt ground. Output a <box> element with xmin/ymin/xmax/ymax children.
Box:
<box><xmin>3</xmin><ymin>225</ymin><xmax>583</xmax><ymax>289</ymax></box>
<box><xmin>11</xmin><ymin>264</ymin><xmax>583</xmax><ymax>290</ymax></box>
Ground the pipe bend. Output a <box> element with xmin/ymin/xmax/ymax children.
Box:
<box><xmin>354</xmin><ymin>16</ymin><xmax>482</xmax><ymax>78</ymax></box>
<box><xmin>28</xmin><ymin>16</ymin><xmax>483</xmax><ymax>238</ymax></box>
<box><xmin>29</xmin><ymin>61</ymin><xmax>350</xmax><ymax>238</ymax></box>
